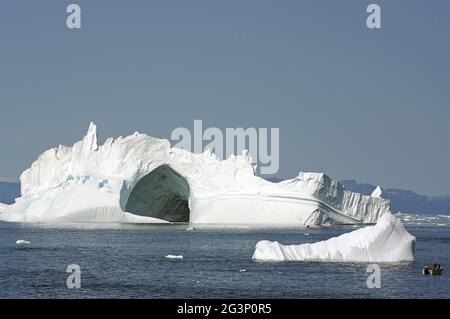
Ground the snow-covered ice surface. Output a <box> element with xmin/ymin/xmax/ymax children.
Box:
<box><xmin>0</xmin><ymin>123</ymin><xmax>391</xmax><ymax>225</ymax></box>
<box><xmin>252</xmin><ymin>213</ymin><xmax>416</xmax><ymax>262</ymax></box>
<box><xmin>0</xmin><ymin>202</ymin><xmax>7</xmax><ymax>214</ymax></box>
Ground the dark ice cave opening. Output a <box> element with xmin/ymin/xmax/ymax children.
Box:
<box><xmin>125</xmin><ymin>165</ymin><xmax>190</xmax><ymax>222</ymax></box>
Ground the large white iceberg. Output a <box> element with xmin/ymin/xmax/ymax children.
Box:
<box><xmin>252</xmin><ymin>213</ymin><xmax>416</xmax><ymax>262</ymax></box>
<box><xmin>0</xmin><ymin>123</ymin><xmax>391</xmax><ymax>225</ymax></box>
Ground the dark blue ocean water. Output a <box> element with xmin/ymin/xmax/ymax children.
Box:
<box><xmin>0</xmin><ymin>222</ymin><xmax>449</xmax><ymax>298</ymax></box>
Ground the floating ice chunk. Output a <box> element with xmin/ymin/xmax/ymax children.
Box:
<box><xmin>165</xmin><ymin>255</ymin><xmax>184</xmax><ymax>260</ymax></box>
<box><xmin>371</xmin><ymin>185</ymin><xmax>383</xmax><ymax>198</ymax></box>
<box><xmin>252</xmin><ymin>213</ymin><xmax>416</xmax><ymax>263</ymax></box>
<box><xmin>395</xmin><ymin>212</ymin><xmax>450</xmax><ymax>226</ymax></box>
<box><xmin>16</xmin><ymin>240</ymin><xmax>31</xmax><ymax>245</ymax></box>
<box><xmin>239</xmin><ymin>269</ymin><xmax>247</xmax><ymax>272</ymax></box>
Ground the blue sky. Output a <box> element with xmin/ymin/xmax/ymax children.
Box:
<box><xmin>0</xmin><ymin>0</ymin><xmax>449</xmax><ymax>196</ymax></box>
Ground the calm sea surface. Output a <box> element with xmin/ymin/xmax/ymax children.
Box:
<box><xmin>0</xmin><ymin>220</ymin><xmax>449</xmax><ymax>298</ymax></box>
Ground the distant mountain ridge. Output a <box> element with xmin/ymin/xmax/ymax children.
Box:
<box><xmin>341</xmin><ymin>180</ymin><xmax>450</xmax><ymax>215</ymax></box>
<box><xmin>0</xmin><ymin>180</ymin><xmax>21</xmax><ymax>205</ymax></box>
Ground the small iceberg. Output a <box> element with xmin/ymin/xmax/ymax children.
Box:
<box><xmin>16</xmin><ymin>240</ymin><xmax>31</xmax><ymax>245</ymax></box>
<box><xmin>252</xmin><ymin>213</ymin><xmax>416</xmax><ymax>263</ymax></box>
<box><xmin>165</xmin><ymin>255</ymin><xmax>184</xmax><ymax>260</ymax></box>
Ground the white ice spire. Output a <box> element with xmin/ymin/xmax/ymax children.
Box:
<box><xmin>371</xmin><ymin>185</ymin><xmax>383</xmax><ymax>198</ymax></box>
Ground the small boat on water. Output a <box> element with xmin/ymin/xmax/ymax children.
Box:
<box><xmin>431</xmin><ymin>268</ymin><xmax>444</xmax><ymax>276</ymax></box>
<box><xmin>422</xmin><ymin>266</ymin><xmax>444</xmax><ymax>275</ymax></box>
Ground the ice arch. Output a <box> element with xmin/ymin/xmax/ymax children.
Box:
<box><xmin>125</xmin><ymin>165</ymin><xmax>190</xmax><ymax>222</ymax></box>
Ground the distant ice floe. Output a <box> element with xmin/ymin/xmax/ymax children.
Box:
<box><xmin>395</xmin><ymin>212</ymin><xmax>450</xmax><ymax>227</ymax></box>
<box><xmin>252</xmin><ymin>213</ymin><xmax>416</xmax><ymax>263</ymax></box>
<box><xmin>165</xmin><ymin>255</ymin><xmax>184</xmax><ymax>260</ymax></box>
<box><xmin>16</xmin><ymin>240</ymin><xmax>31</xmax><ymax>245</ymax></box>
